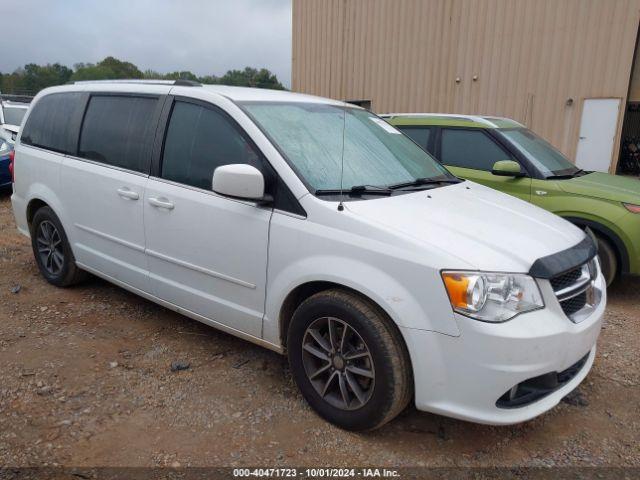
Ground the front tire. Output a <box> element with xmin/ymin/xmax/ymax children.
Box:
<box><xmin>595</xmin><ymin>234</ymin><xmax>617</xmax><ymax>286</ymax></box>
<box><xmin>287</xmin><ymin>289</ymin><xmax>412</xmax><ymax>431</ymax></box>
<box><xmin>30</xmin><ymin>206</ymin><xmax>87</xmax><ymax>287</ymax></box>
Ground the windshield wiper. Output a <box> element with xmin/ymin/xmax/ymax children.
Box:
<box><xmin>546</xmin><ymin>169</ymin><xmax>585</xmax><ymax>180</ymax></box>
<box><xmin>388</xmin><ymin>177</ymin><xmax>462</xmax><ymax>190</ymax></box>
<box><xmin>350</xmin><ymin>184</ymin><xmax>393</xmax><ymax>195</ymax></box>
<box><xmin>315</xmin><ymin>185</ymin><xmax>393</xmax><ymax>196</ymax></box>
<box><xmin>545</xmin><ymin>174</ymin><xmax>574</xmax><ymax>179</ymax></box>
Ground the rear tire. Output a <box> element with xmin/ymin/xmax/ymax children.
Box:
<box><xmin>287</xmin><ymin>289</ymin><xmax>412</xmax><ymax>431</ymax></box>
<box><xmin>595</xmin><ymin>234</ymin><xmax>617</xmax><ymax>287</ymax></box>
<box><xmin>30</xmin><ymin>206</ymin><xmax>87</xmax><ymax>287</ymax></box>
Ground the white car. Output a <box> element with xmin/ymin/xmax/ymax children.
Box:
<box><xmin>10</xmin><ymin>80</ymin><xmax>605</xmax><ymax>430</ymax></box>
<box><xmin>0</xmin><ymin>99</ymin><xmax>29</xmax><ymax>139</ymax></box>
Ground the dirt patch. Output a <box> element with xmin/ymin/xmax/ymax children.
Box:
<box><xmin>0</xmin><ymin>191</ymin><xmax>638</xmax><ymax>467</ymax></box>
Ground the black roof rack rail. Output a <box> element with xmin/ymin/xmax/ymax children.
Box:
<box><xmin>68</xmin><ymin>79</ymin><xmax>202</xmax><ymax>87</ymax></box>
<box><xmin>173</xmin><ymin>79</ymin><xmax>202</xmax><ymax>87</ymax></box>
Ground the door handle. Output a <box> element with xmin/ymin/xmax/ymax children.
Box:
<box><xmin>117</xmin><ymin>187</ymin><xmax>139</xmax><ymax>200</ymax></box>
<box><xmin>148</xmin><ymin>197</ymin><xmax>175</xmax><ymax>210</ymax></box>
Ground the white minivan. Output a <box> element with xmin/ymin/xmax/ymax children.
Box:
<box><xmin>11</xmin><ymin>80</ymin><xmax>605</xmax><ymax>430</ymax></box>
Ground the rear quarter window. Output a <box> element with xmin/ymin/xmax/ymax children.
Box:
<box><xmin>79</xmin><ymin>95</ymin><xmax>158</xmax><ymax>173</ymax></box>
<box><xmin>21</xmin><ymin>92</ymin><xmax>85</xmax><ymax>154</ymax></box>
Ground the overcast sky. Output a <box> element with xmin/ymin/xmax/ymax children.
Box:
<box><xmin>1</xmin><ymin>0</ymin><xmax>292</xmax><ymax>86</ymax></box>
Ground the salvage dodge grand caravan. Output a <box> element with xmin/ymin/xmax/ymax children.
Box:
<box><xmin>11</xmin><ymin>80</ymin><xmax>605</xmax><ymax>431</ymax></box>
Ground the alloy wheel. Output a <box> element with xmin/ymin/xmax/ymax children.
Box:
<box><xmin>36</xmin><ymin>220</ymin><xmax>64</xmax><ymax>276</ymax></box>
<box><xmin>301</xmin><ymin>316</ymin><xmax>375</xmax><ymax>410</ymax></box>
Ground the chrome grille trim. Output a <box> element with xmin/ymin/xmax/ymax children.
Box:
<box><xmin>554</xmin><ymin>270</ymin><xmax>592</xmax><ymax>302</ymax></box>
<box><xmin>550</xmin><ymin>259</ymin><xmax>601</xmax><ymax>323</ymax></box>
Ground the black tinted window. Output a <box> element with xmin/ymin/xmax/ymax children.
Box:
<box><xmin>79</xmin><ymin>95</ymin><xmax>157</xmax><ymax>173</ymax></box>
<box><xmin>21</xmin><ymin>93</ymin><xmax>84</xmax><ymax>154</ymax></box>
<box><xmin>441</xmin><ymin>129</ymin><xmax>511</xmax><ymax>171</ymax></box>
<box><xmin>162</xmin><ymin>101</ymin><xmax>261</xmax><ymax>190</ymax></box>
<box><xmin>399</xmin><ymin>127</ymin><xmax>432</xmax><ymax>151</ymax></box>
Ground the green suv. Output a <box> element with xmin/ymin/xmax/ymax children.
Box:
<box><xmin>384</xmin><ymin>113</ymin><xmax>640</xmax><ymax>285</ymax></box>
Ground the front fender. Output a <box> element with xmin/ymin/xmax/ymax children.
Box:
<box><xmin>263</xmin><ymin>254</ymin><xmax>460</xmax><ymax>347</ymax></box>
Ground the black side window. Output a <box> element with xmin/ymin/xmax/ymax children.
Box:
<box><xmin>161</xmin><ymin>101</ymin><xmax>262</xmax><ymax>190</ymax></box>
<box><xmin>441</xmin><ymin>129</ymin><xmax>512</xmax><ymax>171</ymax></box>
<box><xmin>21</xmin><ymin>92</ymin><xmax>84</xmax><ymax>154</ymax></box>
<box><xmin>399</xmin><ymin>126</ymin><xmax>432</xmax><ymax>151</ymax></box>
<box><xmin>79</xmin><ymin>95</ymin><xmax>158</xmax><ymax>173</ymax></box>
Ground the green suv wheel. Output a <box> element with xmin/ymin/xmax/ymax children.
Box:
<box><xmin>595</xmin><ymin>235</ymin><xmax>617</xmax><ymax>287</ymax></box>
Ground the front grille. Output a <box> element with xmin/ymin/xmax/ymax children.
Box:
<box><xmin>549</xmin><ymin>261</ymin><xmax>597</xmax><ymax>322</ymax></box>
<box><xmin>550</xmin><ymin>266</ymin><xmax>583</xmax><ymax>292</ymax></box>
<box><xmin>496</xmin><ymin>352</ymin><xmax>590</xmax><ymax>408</ymax></box>
<box><xmin>560</xmin><ymin>291</ymin><xmax>587</xmax><ymax>317</ymax></box>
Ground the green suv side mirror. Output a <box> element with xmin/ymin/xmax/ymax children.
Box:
<box><xmin>492</xmin><ymin>160</ymin><xmax>525</xmax><ymax>177</ymax></box>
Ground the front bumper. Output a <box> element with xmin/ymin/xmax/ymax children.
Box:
<box><xmin>402</xmin><ymin>274</ymin><xmax>605</xmax><ymax>425</ymax></box>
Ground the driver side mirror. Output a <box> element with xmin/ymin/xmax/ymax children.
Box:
<box><xmin>492</xmin><ymin>160</ymin><xmax>525</xmax><ymax>178</ymax></box>
<box><xmin>212</xmin><ymin>164</ymin><xmax>271</xmax><ymax>203</ymax></box>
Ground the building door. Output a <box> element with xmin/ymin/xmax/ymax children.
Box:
<box><xmin>575</xmin><ymin>98</ymin><xmax>621</xmax><ymax>173</ymax></box>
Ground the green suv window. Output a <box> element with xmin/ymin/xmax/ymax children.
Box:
<box><xmin>441</xmin><ymin>129</ymin><xmax>512</xmax><ymax>171</ymax></box>
<box><xmin>500</xmin><ymin>128</ymin><xmax>579</xmax><ymax>177</ymax></box>
<box><xmin>401</xmin><ymin>126</ymin><xmax>433</xmax><ymax>152</ymax></box>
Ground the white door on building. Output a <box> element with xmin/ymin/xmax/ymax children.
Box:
<box><xmin>575</xmin><ymin>98</ymin><xmax>621</xmax><ymax>173</ymax></box>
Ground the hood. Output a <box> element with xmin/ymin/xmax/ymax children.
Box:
<box><xmin>345</xmin><ymin>181</ymin><xmax>585</xmax><ymax>273</ymax></box>
<box><xmin>558</xmin><ymin>172</ymin><xmax>640</xmax><ymax>204</ymax></box>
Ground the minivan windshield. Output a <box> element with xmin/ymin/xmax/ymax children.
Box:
<box><xmin>2</xmin><ymin>105</ymin><xmax>27</xmax><ymax>126</ymax></box>
<box><xmin>499</xmin><ymin>128</ymin><xmax>580</xmax><ymax>178</ymax></box>
<box><xmin>241</xmin><ymin>102</ymin><xmax>454</xmax><ymax>194</ymax></box>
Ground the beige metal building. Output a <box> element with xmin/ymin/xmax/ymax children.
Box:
<box><xmin>292</xmin><ymin>0</ymin><xmax>640</xmax><ymax>174</ymax></box>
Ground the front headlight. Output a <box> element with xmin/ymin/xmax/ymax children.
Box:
<box><xmin>441</xmin><ymin>271</ymin><xmax>544</xmax><ymax>322</ymax></box>
<box><xmin>0</xmin><ymin>141</ymin><xmax>9</xmax><ymax>156</ymax></box>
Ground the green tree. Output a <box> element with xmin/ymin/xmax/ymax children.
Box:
<box><xmin>142</xmin><ymin>69</ymin><xmax>162</xmax><ymax>79</ymax></box>
<box><xmin>71</xmin><ymin>56</ymin><xmax>143</xmax><ymax>81</ymax></box>
<box><xmin>1</xmin><ymin>63</ymin><xmax>72</xmax><ymax>95</ymax></box>
<box><xmin>164</xmin><ymin>71</ymin><xmax>200</xmax><ymax>81</ymax></box>
<box><xmin>143</xmin><ymin>69</ymin><xmax>202</xmax><ymax>82</ymax></box>
<box><xmin>198</xmin><ymin>74</ymin><xmax>220</xmax><ymax>84</ymax></box>
<box><xmin>1</xmin><ymin>59</ymin><xmax>286</xmax><ymax>95</ymax></box>
<box><xmin>217</xmin><ymin>67</ymin><xmax>284</xmax><ymax>89</ymax></box>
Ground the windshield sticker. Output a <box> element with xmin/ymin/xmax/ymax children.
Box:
<box><xmin>370</xmin><ymin>117</ymin><xmax>401</xmax><ymax>134</ymax></box>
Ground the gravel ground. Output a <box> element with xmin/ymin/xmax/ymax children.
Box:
<box><xmin>0</xmin><ymin>191</ymin><xmax>638</xmax><ymax>468</ymax></box>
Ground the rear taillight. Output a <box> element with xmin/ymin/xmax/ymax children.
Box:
<box><xmin>8</xmin><ymin>150</ymin><xmax>15</xmax><ymax>183</ymax></box>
